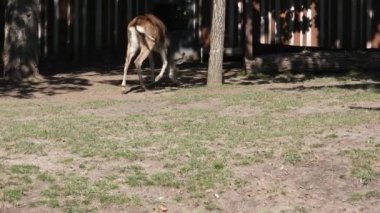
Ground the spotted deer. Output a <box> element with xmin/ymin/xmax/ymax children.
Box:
<box><xmin>121</xmin><ymin>14</ymin><xmax>182</xmax><ymax>92</ymax></box>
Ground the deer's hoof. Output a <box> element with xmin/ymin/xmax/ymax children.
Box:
<box><xmin>121</xmin><ymin>86</ymin><xmax>129</xmax><ymax>94</ymax></box>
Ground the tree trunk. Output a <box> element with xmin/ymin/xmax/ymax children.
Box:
<box><xmin>207</xmin><ymin>0</ymin><xmax>226</xmax><ymax>87</ymax></box>
<box><xmin>3</xmin><ymin>0</ymin><xmax>42</xmax><ymax>82</ymax></box>
<box><xmin>1</xmin><ymin>0</ymin><xmax>5</xmax><ymax>75</ymax></box>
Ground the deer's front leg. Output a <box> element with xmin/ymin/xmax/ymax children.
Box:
<box><xmin>169</xmin><ymin>64</ymin><xmax>179</xmax><ymax>85</ymax></box>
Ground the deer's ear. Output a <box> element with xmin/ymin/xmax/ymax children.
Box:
<box><xmin>174</xmin><ymin>53</ymin><xmax>189</xmax><ymax>65</ymax></box>
<box><xmin>25</xmin><ymin>11</ymin><xmax>33</xmax><ymax>20</ymax></box>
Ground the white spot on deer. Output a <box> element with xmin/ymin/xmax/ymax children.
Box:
<box><xmin>136</xmin><ymin>25</ymin><xmax>155</xmax><ymax>41</ymax></box>
<box><xmin>128</xmin><ymin>27</ymin><xmax>139</xmax><ymax>52</ymax></box>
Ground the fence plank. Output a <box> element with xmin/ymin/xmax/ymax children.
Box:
<box><xmin>74</xmin><ymin>0</ymin><xmax>80</xmax><ymax>61</ymax></box>
<box><xmin>366</xmin><ymin>0</ymin><xmax>373</xmax><ymax>48</ymax></box>
<box><xmin>327</xmin><ymin>0</ymin><xmax>332</xmax><ymax>47</ymax></box>
<box><xmin>67</xmin><ymin>0</ymin><xmax>72</xmax><ymax>53</ymax></box>
<box><xmin>275</xmin><ymin>0</ymin><xmax>280</xmax><ymax>44</ymax></box>
<box><xmin>95</xmin><ymin>0</ymin><xmax>102</xmax><ymax>50</ymax></box>
<box><xmin>53</xmin><ymin>0</ymin><xmax>59</xmax><ymax>54</ymax></box>
<box><xmin>319</xmin><ymin>0</ymin><xmax>325</xmax><ymax>47</ymax></box>
<box><xmin>351</xmin><ymin>0</ymin><xmax>357</xmax><ymax>48</ymax></box>
<box><xmin>288</xmin><ymin>0</ymin><xmax>293</xmax><ymax>45</ymax></box>
<box><xmin>337</xmin><ymin>0</ymin><xmax>343</xmax><ymax>48</ymax></box>
<box><xmin>114</xmin><ymin>0</ymin><xmax>119</xmax><ymax>48</ymax></box>
<box><xmin>260</xmin><ymin>0</ymin><xmax>265</xmax><ymax>44</ymax></box>
<box><xmin>82</xmin><ymin>0</ymin><xmax>87</xmax><ymax>57</ymax></box>
<box><xmin>360</xmin><ymin>0</ymin><xmax>364</xmax><ymax>48</ymax></box>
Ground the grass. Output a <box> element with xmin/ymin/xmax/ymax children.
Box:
<box><xmin>283</xmin><ymin>147</ymin><xmax>303</xmax><ymax>165</ymax></box>
<box><xmin>10</xmin><ymin>164</ymin><xmax>40</xmax><ymax>174</ymax></box>
<box><xmin>40</xmin><ymin>175</ymin><xmax>140</xmax><ymax>210</ymax></box>
<box><xmin>4</xmin><ymin>188</ymin><xmax>25</xmax><ymax>202</ymax></box>
<box><xmin>1</xmin><ymin>76</ymin><xmax>380</xmax><ymax>211</ymax></box>
<box><xmin>0</xmin><ymin>164</ymin><xmax>41</xmax><ymax>202</ymax></box>
<box><xmin>343</xmin><ymin>149</ymin><xmax>379</xmax><ymax>184</ymax></box>
<box><xmin>236</xmin><ymin>149</ymin><xmax>274</xmax><ymax>165</ymax></box>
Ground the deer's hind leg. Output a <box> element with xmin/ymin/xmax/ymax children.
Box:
<box><xmin>121</xmin><ymin>28</ymin><xmax>139</xmax><ymax>93</ymax></box>
<box><xmin>154</xmin><ymin>48</ymin><xmax>168</xmax><ymax>83</ymax></box>
<box><xmin>134</xmin><ymin>45</ymin><xmax>151</xmax><ymax>91</ymax></box>
<box><xmin>149</xmin><ymin>54</ymin><xmax>155</xmax><ymax>84</ymax></box>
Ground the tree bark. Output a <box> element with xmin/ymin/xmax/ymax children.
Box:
<box><xmin>207</xmin><ymin>0</ymin><xmax>226</xmax><ymax>86</ymax></box>
<box><xmin>3</xmin><ymin>0</ymin><xmax>42</xmax><ymax>82</ymax></box>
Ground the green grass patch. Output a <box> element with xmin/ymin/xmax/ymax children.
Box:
<box><xmin>343</xmin><ymin>149</ymin><xmax>379</xmax><ymax>184</ymax></box>
<box><xmin>80</xmin><ymin>99</ymin><xmax>124</xmax><ymax>110</ymax></box>
<box><xmin>310</xmin><ymin>143</ymin><xmax>326</xmax><ymax>149</ymax></box>
<box><xmin>125</xmin><ymin>167</ymin><xmax>180</xmax><ymax>188</ymax></box>
<box><xmin>0</xmin><ymin>164</ymin><xmax>44</xmax><ymax>202</ymax></box>
<box><xmin>283</xmin><ymin>148</ymin><xmax>302</xmax><ymax>165</ymax></box>
<box><xmin>40</xmin><ymin>175</ymin><xmax>138</xmax><ymax>211</ymax></box>
<box><xmin>180</xmin><ymin>158</ymin><xmax>231</xmax><ymax>198</ymax></box>
<box><xmin>236</xmin><ymin>150</ymin><xmax>274</xmax><ymax>166</ymax></box>
<box><xmin>349</xmin><ymin>190</ymin><xmax>380</xmax><ymax>202</ymax></box>
<box><xmin>37</xmin><ymin>172</ymin><xmax>56</xmax><ymax>183</ymax></box>
<box><xmin>3</xmin><ymin>188</ymin><xmax>25</xmax><ymax>202</ymax></box>
<box><xmin>10</xmin><ymin>164</ymin><xmax>40</xmax><ymax>175</ymax></box>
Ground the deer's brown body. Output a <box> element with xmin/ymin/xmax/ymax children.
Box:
<box><xmin>121</xmin><ymin>14</ymin><xmax>178</xmax><ymax>92</ymax></box>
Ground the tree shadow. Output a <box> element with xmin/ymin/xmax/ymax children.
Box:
<box><xmin>95</xmin><ymin>61</ymin><xmax>246</xmax><ymax>93</ymax></box>
<box><xmin>93</xmin><ymin>56</ymin><xmax>380</xmax><ymax>94</ymax></box>
<box><xmin>2</xmin><ymin>52</ymin><xmax>379</xmax><ymax>98</ymax></box>
<box><xmin>96</xmin><ymin>63</ymin><xmax>207</xmax><ymax>93</ymax></box>
<box><xmin>349</xmin><ymin>106</ymin><xmax>380</xmax><ymax>111</ymax></box>
<box><xmin>244</xmin><ymin>50</ymin><xmax>380</xmax><ymax>85</ymax></box>
<box><xmin>0</xmin><ymin>75</ymin><xmax>92</xmax><ymax>98</ymax></box>
<box><xmin>270</xmin><ymin>82</ymin><xmax>380</xmax><ymax>92</ymax></box>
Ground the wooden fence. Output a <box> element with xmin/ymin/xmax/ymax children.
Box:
<box><xmin>37</xmin><ymin>0</ymin><xmax>151</xmax><ymax>62</ymax></box>
<box><xmin>1</xmin><ymin>0</ymin><xmax>379</xmax><ymax>66</ymax></box>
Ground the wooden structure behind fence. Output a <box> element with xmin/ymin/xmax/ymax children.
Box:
<box><xmin>244</xmin><ymin>0</ymin><xmax>380</xmax><ymax>72</ymax></box>
<box><xmin>246</xmin><ymin>0</ymin><xmax>380</xmax><ymax>56</ymax></box>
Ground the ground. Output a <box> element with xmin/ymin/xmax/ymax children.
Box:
<box><xmin>0</xmin><ymin>63</ymin><xmax>379</xmax><ymax>213</ymax></box>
